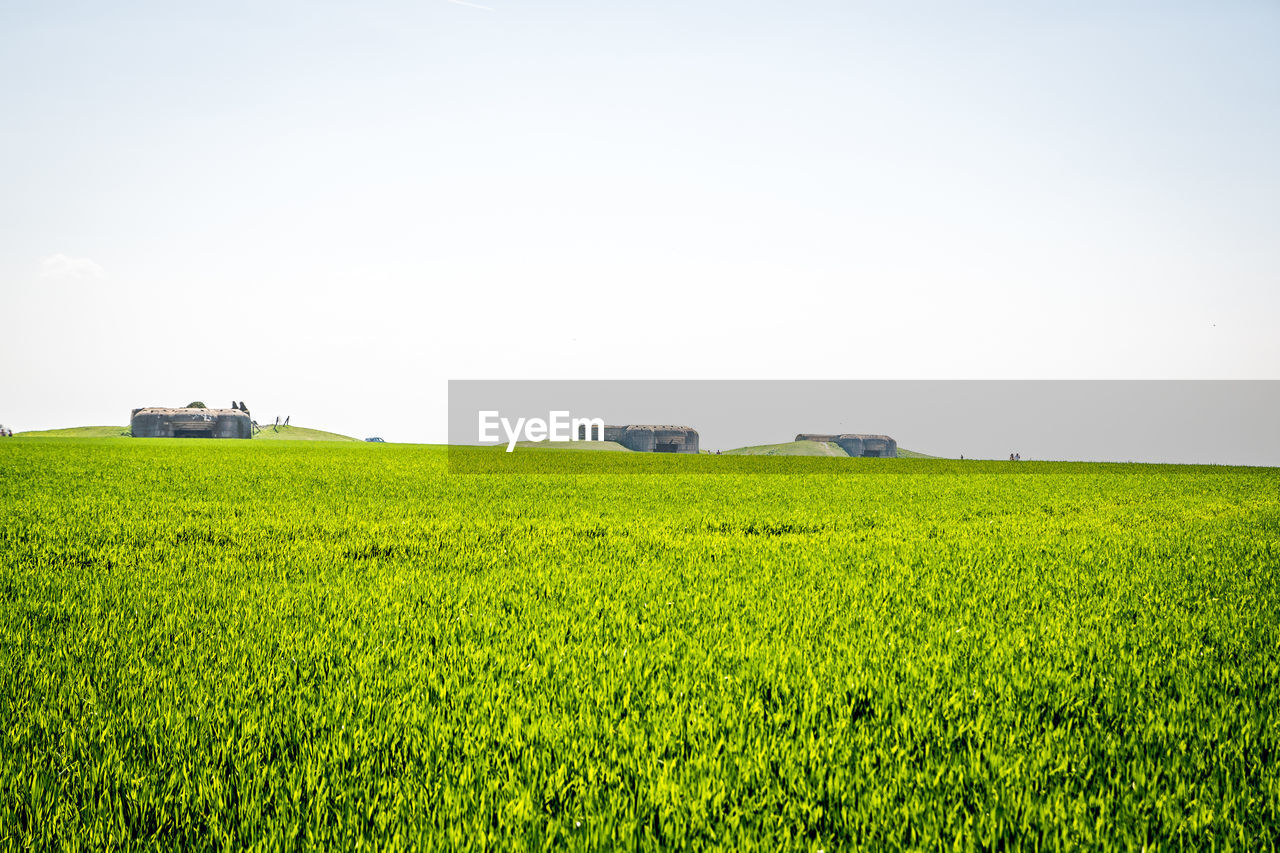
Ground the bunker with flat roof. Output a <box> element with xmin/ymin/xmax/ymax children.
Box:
<box><xmin>578</xmin><ymin>423</ymin><xmax>700</xmax><ymax>453</ymax></box>
<box><xmin>796</xmin><ymin>433</ymin><xmax>897</xmax><ymax>458</ymax></box>
<box><xmin>131</xmin><ymin>407</ymin><xmax>252</xmax><ymax>439</ymax></box>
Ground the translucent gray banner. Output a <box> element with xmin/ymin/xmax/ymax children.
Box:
<box><xmin>447</xmin><ymin>380</ymin><xmax>1280</xmax><ymax>471</ymax></box>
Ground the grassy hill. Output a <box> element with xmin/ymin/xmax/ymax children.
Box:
<box><xmin>14</xmin><ymin>424</ymin><xmax>359</xmax><ymax>441</ymax></box>
<box><xmin>724</xmin><ymin>440</ymin><xmax>939</xmax><ymax>458</ymax></box>
<box><xmin>724</xmin><ymin>440</ymin><xmax>848</xmax><ymax>457</ymax></box>
<box><xmin>896</xmin><ymin>447</ymin><xmax>941</xmax><ymax>459</ymax></box>
<box><xmin>253</xmin><ymin>425</ymin><xmax>360</xmax><ymax>442</ymax></box>
<box><xmin>15</xmin><ymin>426</ymin><xmax>131</xmax><ymax>438</ymax></box>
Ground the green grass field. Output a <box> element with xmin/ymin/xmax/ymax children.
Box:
<box><xmin>512</xmin><ymin>439</ymin><xmax>632</xmax><ymax>451</ymax></box>
<box><xmin>2</xmin><ymin>439</ymin><xmax>1278</xmax><ymax>848</ymax></box>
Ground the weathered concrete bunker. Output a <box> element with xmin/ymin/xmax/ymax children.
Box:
<box><xmin>579</xmin><ymin>424</ymin><xmax>700</xmax><ymax>453</ymax></box>
<box><xmin>131</xmin><ymin>407</ymin><xmax>252</xmax><ymax>439</ymax></box>
<box><xmin>796</xmin><ymin>433</ymin><xmax>898</xmax><ymax>458</ymax></box>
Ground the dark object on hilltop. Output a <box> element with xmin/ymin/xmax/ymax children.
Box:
<box><xmin>576</xmin><ymin>424</ymin><xmax>700</xmax><ymax>453</ymax></box>
<box><xmin>796</xmin><ymin>433</ymin><xmax>898</xmax><ymax>458</ymax></box>
<box><xmin>131</xmin><ymin>407</ymin><xmax>252</xmax><ymax>439</ymax></box>
<box><xmin>365</xmin><ymin>437</ymin><xmax>385</xmax><ymax>443</ymax></box>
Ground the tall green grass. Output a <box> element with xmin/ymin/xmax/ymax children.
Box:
<box><xmin>2</xmin><ymin>439</ymin><xmax>1277</xmax><ymax>848</ymax></box>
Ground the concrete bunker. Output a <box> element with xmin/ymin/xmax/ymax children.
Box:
<box><xmin>578</xmin><ymin>423</ymin><xmax>700</xmax><ymax>454</ymax></box>
<box><xmin>131</xmin><ymin>407</ymin><xmax>253</xmax><ymax>439</ymax></box>
<box><xmin>796</xmin><ymin>433</ymin><xmax>898</xmax><ymax>458</ymax></box>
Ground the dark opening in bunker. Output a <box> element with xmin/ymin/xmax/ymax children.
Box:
<box><xmin>655</xmin><ymin>442</ymin><xmax>680</xmax><ymax>453</ymax></box>
<box><xmin>174</xmin><ymin>428</ymin><xmax>214</xmax><ymax>439</ymax></box>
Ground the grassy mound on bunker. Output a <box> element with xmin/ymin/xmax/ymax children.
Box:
<box><xmin>253</xmin><ymin>425</ymin><xmax>360</xmax><ymax>442</ymax></box>
<box><xmin>15</xmin><ymin>426</ymin><xmax>131</xmax><ymax>438</ymax></box>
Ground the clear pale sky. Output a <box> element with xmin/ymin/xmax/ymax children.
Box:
<box><xmin>2</xmin><ymin>1</ymin><xmax>1277</xmax><ymax>442</ymax></box>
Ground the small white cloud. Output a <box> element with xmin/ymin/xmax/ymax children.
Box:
<box><xmin>39</xmin><ymin>254</ymin><xmax>105</xmax><ymax>280</ymax></box>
